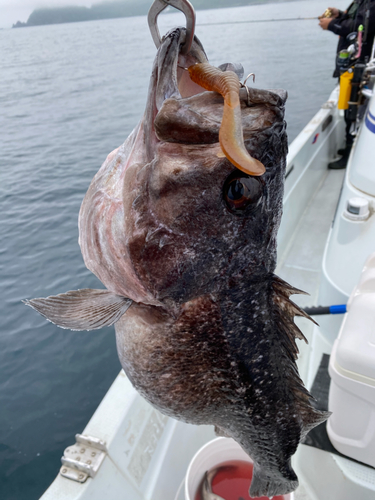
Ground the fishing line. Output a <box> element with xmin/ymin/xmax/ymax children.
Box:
<box><xmin>198</xmin><ymin>17</ymin><xmax>318</xmax><ymax>26</ymax></box>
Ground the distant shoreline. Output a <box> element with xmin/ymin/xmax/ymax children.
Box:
<box><xmin>12</xmin><ymin>0</ymin><xmax>290</xmax><ymax>29</ymax></box>
<box><xmin>12</xmin><ymin>1</ymin><xmax>150</xmax><ymax>28</ymax></box>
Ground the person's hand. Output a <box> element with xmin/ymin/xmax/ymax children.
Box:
<box><xmin>319</xmin><ymin>18</ymin><xmax>332</xmax><ymax>30</ymax></box>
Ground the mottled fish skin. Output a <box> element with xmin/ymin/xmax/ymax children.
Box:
<box><xmin>26</xmin><ymin>27</ymin><xmax>329</xmax><ymax>498</ymax></box>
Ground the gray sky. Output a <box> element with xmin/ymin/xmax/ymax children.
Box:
<box><xmin>0</xmin><ymin>0</ymin><xmax>93</xmax><ymax>28</ymax></box>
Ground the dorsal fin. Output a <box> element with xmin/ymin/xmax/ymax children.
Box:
<box><xmin>271</xmin><ymin>274</ymin><xmax>330</xmax><ymax>437</ymax></box>
<box><xmin>24</xmin><ymin>289</ymin><xmax>132</xmax><ymax>331</ymax></box>
<box><xmin>272</xmin><ymin>275</ymin><xmax>318</xmax><ymax>353</ymax></box>
<box><xmin>272</xmin><ymin>275</ymin><xmax>309</xmax><ymax>298</ymax></box>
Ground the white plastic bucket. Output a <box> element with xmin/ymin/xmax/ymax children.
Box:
<box><xmin>184</xmin><ymin>437</ymin><xmax>293</xmax><ymax>500</ymax></box>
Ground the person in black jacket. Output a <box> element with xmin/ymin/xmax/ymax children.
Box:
<box><xmin>319</xmin><ymin>1</ymin><xmax>375</xmax><ymax>168</ymax></box>
<box><xmin>320</xmin><ymin>3</ymin><xmax>375</xmax><ymax>76</ymax></box>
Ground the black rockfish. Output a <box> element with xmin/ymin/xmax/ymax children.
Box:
<box><xmin>26</xmin><ymin>28</ymin><xmax>329</xmax><ymax>498</ymax></box>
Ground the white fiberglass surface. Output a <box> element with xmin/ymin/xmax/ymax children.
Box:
<box><xmin>349</xmin><ymin>93</ymin><xmax>375</xmax><ymax>196</ymax></box>
<box><xmin>276</xmin><ymin>168</ymin><xmax>345</xmax><ymax>381</ymax></box>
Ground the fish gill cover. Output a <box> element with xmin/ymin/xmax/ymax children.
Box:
<box><xmin>25</xmin><ymin>25</ymin><xmax>329</xmax><ymax>499</ymax></box>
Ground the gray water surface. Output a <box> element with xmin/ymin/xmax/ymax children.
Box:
<box><xmin>0</xmin><ymin>1</ymin><xmax>346</xmax><ymax>498</ymax></box>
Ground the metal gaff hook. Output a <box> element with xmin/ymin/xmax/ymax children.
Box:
<box><xmin>148</xmin><ymin>0</ymin><xmax>196</xmax><ymax>55</ymax></box>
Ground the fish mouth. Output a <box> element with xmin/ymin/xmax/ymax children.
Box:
<box><xmin>145</xmin><ymin>27</ymin><xmax>265</xmax><ymax>176</ymax></box>
<box><xmin>143</xmin><ymin>27</ymin><xmax>207</xmax><ymax>160</ymax></box>
<box><xmin>152</xmin><ymin>28</ymin><xmax>209</xmax><ymax>110</ymax></box>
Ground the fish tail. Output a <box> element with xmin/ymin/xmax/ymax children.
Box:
<box><xmin>250</xmin><ymin>460</ymin><xmax>298</xmax><ymax>498</ymax></box>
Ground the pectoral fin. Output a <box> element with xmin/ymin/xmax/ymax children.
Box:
<box><xmin>24</xmin><ymin>289</ymin><xmax>132</xmax><ymax>331</ymax></box>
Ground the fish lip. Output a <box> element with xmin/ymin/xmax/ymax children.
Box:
<box><xmin>150</xmin><ymin>27</ymin><xmax>209</xmax><ymax>120</ymax></box>
<box><xmin>155</xmin><ymin>27</ymin><xmax>208</xmax><ymax>101</ymax></box>
<box><xmin>143</xmin><ymin>27</ymin><xmax>208</xmax><ymax>160</ymax></box>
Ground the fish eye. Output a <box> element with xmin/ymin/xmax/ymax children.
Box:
<box><xmin>223</xmin><ymin>172</ymin><xmax>264</xmax><ymax>215</ymax></box>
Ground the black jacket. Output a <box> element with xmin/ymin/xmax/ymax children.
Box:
<box><xmin>327</xmin><ymin>0</ymin><xmax>375</xmax><ymax>76</ymax></box>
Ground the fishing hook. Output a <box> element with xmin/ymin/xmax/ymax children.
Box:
<box><xmin>241</xmin><ymin>73</ymin><xmax>255</xmax><ymax>107</ymax></box>
<box><xmin>243</xmin><ymin>73</ymin><xmax>256</xmax><ymax>85</ymax></box>
<box><xmin>148</xmin><ymin>0</ymin><xmax>196</xmax><ymax>54</ymax></box>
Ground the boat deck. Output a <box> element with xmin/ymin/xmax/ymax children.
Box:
<box><xmin>277</xmin><ymin>168</ymin><xmax>346</xmax><ymax>310</ymax></box>
<box><xmin>276</xmin><ymin>168</ymin><xmax>345</xmax><ymax>500</ymax></box>
<box><xmin>276</xmin><ymin>167</ymin><xmax>345</xmax><ymax>389</ymax></box>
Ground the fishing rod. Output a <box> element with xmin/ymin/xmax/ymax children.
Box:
<box><xmin>198</xmin><ymin>17</ymin><xmax>318</xmax><ymax>27</ymax></box>
<box><xmin>148</xmin><ymin>0</ymin><xmax>324</xmax><ymax>51</ymax></box>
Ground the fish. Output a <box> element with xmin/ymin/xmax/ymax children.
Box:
<box><xmin>202</xmin><ymin>469</ymin><xmax>227</xmax><ymax>500</ymax></box>
<box><xmin>25</xmin><ymin>27</ymin><xmax>330</xmax><ymax>498</ymax></box>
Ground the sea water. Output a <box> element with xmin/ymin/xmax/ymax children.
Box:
<box><xmin>0</xmin><ymin>0</ymin><xmax>347</xmax><ymax>498</ymax></box>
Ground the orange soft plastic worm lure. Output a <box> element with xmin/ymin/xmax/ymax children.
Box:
<box><xmin>188</xmin><ymin>63</ymin><xmax>265</xmax><ymax>176</ymax></box>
